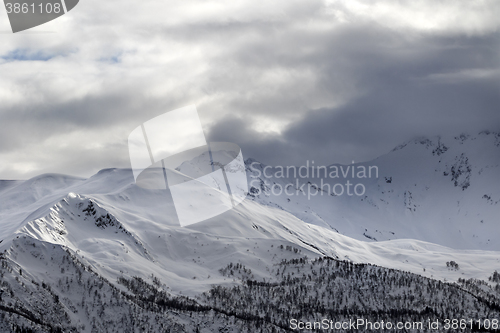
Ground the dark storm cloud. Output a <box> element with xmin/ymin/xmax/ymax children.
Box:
<box><xmin>0</xmin><ymin>0</ymin><xmax>498</xmax><ymax>178</ymax></box>
<box><xmin>206</xmin><ymin>115</ymin><xmax>290</xmax><ymax>166</ymax></box>
<box><xmin>206</xmin><ymin>30</ymin><xmax>500</xmax><ymax>166</ymax></box>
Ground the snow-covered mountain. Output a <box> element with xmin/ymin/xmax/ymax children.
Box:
<box><xmin>246</xmin><ymin>131</ymin><xmax>500</xmax><ymax>250</ymax></box>
<box><xmin>0</xmin><ymin>131</ymin><xmax>499</xmax><ymax>332</ymax></box>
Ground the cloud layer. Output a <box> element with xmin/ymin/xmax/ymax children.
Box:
<box><xmin>0</xmin><ymin>0</ymin><xmax>499</xmax><ymax>178</ymax></box>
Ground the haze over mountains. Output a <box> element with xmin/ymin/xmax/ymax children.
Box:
<box><xmin>0</xmin><ymin>131</ymin><xmax>499</xmax><ymax>332</ymax></box>
<box><xmin>246</xmin><ymin>130</ymin><xmax>500</xmax><ymax>251</ymax></box>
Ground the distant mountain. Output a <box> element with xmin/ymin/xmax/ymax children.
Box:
<box><xmin>246</xmin><ymin>131</ymin><xmax>500</xmax><ymax>250</ymax></box>
<box><xmin>0</xmin><ymin>131</ymin><xmax>499</xmax><ymax>332</ymax></box>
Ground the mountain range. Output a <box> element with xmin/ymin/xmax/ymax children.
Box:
<box><xmin>0</xmin><ymin>131</ymin><xmax>498</xmax><ymax>332</ymax></box>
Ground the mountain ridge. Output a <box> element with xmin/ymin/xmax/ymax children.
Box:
<box><xmin>0</xmin><ymin>131</ymin><xmax>499</xmax><ymax>331</ymax></box>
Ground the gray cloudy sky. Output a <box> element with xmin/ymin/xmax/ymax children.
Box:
<box><xmin>0</xmin><ymin>0</ymin><xmax>499</xmax><ymax>179</ymax></box>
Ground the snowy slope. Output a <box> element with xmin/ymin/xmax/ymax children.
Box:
<box><xmin>246</xmin><ymin>131</ymin><xmax>500</xmax><ymax>250</ymax></box>
<box><xmin>0</xmin><ymin>132</ymin><xmax>499</xmax><ymax>331</ymax></box>
<box><xmin>0</xmin><ymin>167</ymin><xmax>499</xmax><ymax>297</ymax></box>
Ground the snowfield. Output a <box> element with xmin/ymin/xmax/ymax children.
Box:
<box><xmin>0</xmin><ymin>131</ymin><xmax>499</xmax><ymax>332</ymax></box>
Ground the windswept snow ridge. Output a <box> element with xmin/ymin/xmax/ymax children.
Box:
<box><xmin>0</xmin><ymin>132</ymin><xmax>498</xmax><ymax>332</ymax></box>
